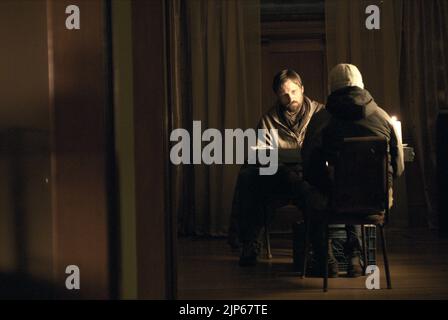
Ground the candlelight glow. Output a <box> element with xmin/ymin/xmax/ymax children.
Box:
<box><xmin>390</xmin><ymin>115</ymin><xmax>403</xmax><ymax>144</ymax></box>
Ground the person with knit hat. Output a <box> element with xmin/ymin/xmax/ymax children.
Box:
<box><xmin>328</xmin><ymin>63</ymin><xmax>365</xmax><ymax>93</ymax></box>
<box><xmin>302</xmin><ymin>63</ymin><xmax>404</xmax><ymax>278</ymax></box>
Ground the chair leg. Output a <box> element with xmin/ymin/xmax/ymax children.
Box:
<box><xmin>264</xmin><ymin>207</ymin><xmax>272</xmax><ymax>259</ymax></box>
<box><xmin>302</xmin><ymin>217</ymin><xmax>311</xmax><ymax>278</ymax></box>
<box><xmin>379</xmin><ymin>225</ymin><xmax>392</xmax><ymax>289</ymax></box>
<box><xmin>361</xmin><ymin>225</ymin><xmax>368</xmax><ymax>275</ymax></box>
<box><xmin>265</xmin><ymin>225</ymin><xmax>272</xmax><ymax>259</ymax></box>
<box><xmin>323</xmin><ymin>224</ymin><xmax>329</xmax><ymax>292</ymax></box>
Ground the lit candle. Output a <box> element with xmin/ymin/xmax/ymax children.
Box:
<box><xmin>390</xmin><ymin>116</ymin><xmax>403</xmax><ymax>144</ymax></box>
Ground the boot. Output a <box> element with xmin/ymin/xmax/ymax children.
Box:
<box><xmin>327</xmin><ymin>240</ymin><xmax>339</xmax><ymax>278</ymax></box>
<box><xmin>239</xmin><ymin>241</ymin><xmax>261</xmax><ymax>267</ymax></box>
<box><xmin>346</xmin><ymin>252</ymin><xmax>363</xmax><ymax>277</ymax></box>
<box><xmin>344</xmin><ymin>231</ymin><xmax>364</xmax><ymax>278</ymax></box>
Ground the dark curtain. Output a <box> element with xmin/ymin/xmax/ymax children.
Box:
<box><xmin>168</xmin><ymin>0</ymin><xmax>262</xmax><ymax>235</ymax></box>
<box><xmin>400</xmin><ymin>0</ymin><xmax>448</xmax><ymax>229</ymax></box>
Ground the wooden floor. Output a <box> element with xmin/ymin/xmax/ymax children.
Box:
<box><xmin>178</xmin><ymin>228</ymin><xmax>448</xmax><ymax>299</ymax></box>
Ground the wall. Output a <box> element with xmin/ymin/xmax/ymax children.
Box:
<box><xmin>0</xmin><ymin>0</ymin><xmax>114</xmax><ymax>299</ymax></box>
<box><xmin>0</xmin><ymin>0</ymin><xmax>53</xmax><ymax>281</ymax></box>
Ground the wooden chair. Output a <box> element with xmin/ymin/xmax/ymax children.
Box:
<box><xmin>301</xmin><ymin>136</ymin><xmax>392</xmax><ymax>292</ymax></box>
<box><xmin>259</xmin><ymin>151</ymin><xmax>305</xmax><ymax>259</ymax></box>
<box><xmin>262</xmin><ymin>195</ymin><xmax>302</xmax><ymax>259</ymax></box>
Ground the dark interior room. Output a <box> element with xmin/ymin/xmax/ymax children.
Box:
<box><xmin>0</xmin><ymin>0</ymin><xmax>447</xmax><ymax>302</ymax></box>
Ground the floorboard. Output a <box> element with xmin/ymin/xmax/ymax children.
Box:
<box><xmin>178</xmin><ymin>228</ymin><xmax>448</xmax><ymax>299</ymax></box>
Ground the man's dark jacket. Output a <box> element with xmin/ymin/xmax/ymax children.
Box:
<box><xmin>228</xmin><ymin>96</ymin><xmax>323</xmax><ymax>247</ymax></box>
<box><xmin>257</xmin><ymin>96</ymin><xmax>324</xmax><ymax>148</ymax></box>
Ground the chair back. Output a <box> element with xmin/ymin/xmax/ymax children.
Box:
<box><xmin>330</xmin><ymin>136</ymin><xmax>389</xmax><ymax>215</ymax></box>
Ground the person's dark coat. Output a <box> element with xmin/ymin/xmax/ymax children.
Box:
<box><xmin>302</xmin><ymin>86</ymin><xmax>404</xmax><ymax>196</ymax></box>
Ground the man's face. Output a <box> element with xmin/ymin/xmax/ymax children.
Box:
<box><xmin>277</xmin><ymin>79</ymin><xmax>304</xmax><ymax>113</ymax></box>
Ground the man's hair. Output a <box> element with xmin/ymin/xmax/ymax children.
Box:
<box><xmin>272</xmin><ymin>69</ymin><xmax>303</xmax><ymax>94</ymax></box>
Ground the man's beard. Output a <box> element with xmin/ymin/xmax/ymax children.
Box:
<box><xmin>285</xmin><ymin>101</ymin><xmax>301</xmax><ymax>113</ymax></box>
